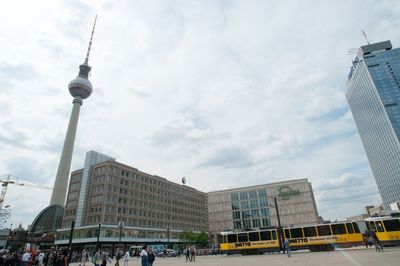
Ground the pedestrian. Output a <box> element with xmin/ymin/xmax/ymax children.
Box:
<box><xmin>284</xmin><ymin>238</ymin><xmax>291</xmax><ymax>257</ymax></box>
<box><xmin>114</xmin><ymin>249</ymin><xmax>122</xmax><ymax>266</ymax></box>
<box><xmin>38</xmin><ymin>251</ymin><xmax>45</xmax><ymax>266</ymax></box>
<box><xmin>185</xmin><ymin>246</ymin><xmax>190</xmax><ymax>262</ymax></box>
<box><xmin>80</xmin><ymin>250</ymin><xmax>88</xmax><ymax>266</ymax></box>
<box><xmin>21</xmin><ymin>251</ymin><xmax>31</xmax><ymax>266</ymax></box>
<box><xmin>371</xmin><ymin>231</ymin><xmax>384</xmax><ymax>252</ymax></box>
<box><xmin>140</xmin><ymin>245</ymin><xmax>148</xmax><ymax>266</ymax></box>
<box><xmin>100</xmin><ymin>251</ymin><xmax>111</xmax><ymax>266</ymax></box>
<box><xmin>92</xmin><ymin>251</ymin><xmax>101</xmax><ymax>266</ymax></box>
<box><xmin>147</xmin><ymin>247</ymin><xmax>155</xmax><ymax>266</ymax></box>
<box><xmin>190</xmin><ymin>246</ymin><xmax>196</xmax><ymax>262</ymax></box>
<box><xmin>58</xmin><ymin>250</ymin><xmax>68</xmax><ymax>266</ymax></box>
<box><xmin>123</xmin><ymin>250</ymin><xmax>130</xmax><ymax>266</ymax></box>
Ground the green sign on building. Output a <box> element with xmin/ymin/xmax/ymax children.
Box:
<box><xmin>278</xmin><ymin>185</ymin><xmax>300</xmax><ymax>200</ymax></box>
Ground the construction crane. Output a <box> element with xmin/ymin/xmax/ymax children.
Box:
<box><xmin>0</xmin><ymin>174</ymin><xmax>52</xmax><ymax>209</ymax></box>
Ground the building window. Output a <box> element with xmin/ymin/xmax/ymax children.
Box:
<box><xmin>262</xmin><ymin>218</ymin><xmax>270</xmax><ymax>227</ymax></box>
<box><xmin>261</xmin><ymin>208</ymin><xmax>270</xmax><ymax>217</ymax></box>
<box><xmin>240</xmin><ymin>192</ymin><xmax>248</xmax><ymax>200</ymax></box>
<box><xmin>252</xmin><ymin>219</ymin><xmax>261</xmax><ymax>228</ymax></box>
<box><xmin>231</xmin><ymin>193</ymin><xmax>239</xmax><ymax>201</ymax></box>
<box><xmin>242</xmin><ymin>210</ymin><xmax>251</xmax><ymax>219</ymax></box>
<box><xmin>259</xmin><ymin>198</ymin><xmax>268</xmax><ymax>207</ymax></box>
<box><xmin>258</xmin><ymin>189</ymin><xmax>267</xmax><ymax>198</ymax></box>
<box><xmin>232</xmin><ymin>211</ymin><xmax>241</xmax><ymax>220</ymax></box>
<box><xmin>243</xmin><ymin>220</ymin><xmax>251</xmax><ymax>229</ymax></box>
<box><xmin>231</xmin><ymin>201</ymin><xmax>238</xmax><ymax>210</ymax></box>
<box><xmin>251</xmin><ymin>209</ymin><xmax>260</xmax><ymax>218</ymax></box>
<box><xmin>234</xmin><ymin>221</ymin><xmax>241</xmax><ymax>229</ymax></box>
<box><xmin>250</xmin><ymin>200</ymin><xmax>259</xmax><ymax>209</ymax></box>
<box><xmin>240</xmin><ymin>201</ymin><xmax>249</xmax><ymax>209</ymax></box>
<box><xmin>249</xmin><ymin>190</ymin><xmax>257</xmax><ymax>199</ymax></box>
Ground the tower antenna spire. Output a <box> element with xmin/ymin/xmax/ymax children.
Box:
<box><xmin>84</xmin><ymin>15</ymin><xmax>98</xmax><ymax>65</ymax></box>
<box><xmin>362</xmin><ymin>30</ymin><xmax>370</xmax><ymax>45</ymax></box>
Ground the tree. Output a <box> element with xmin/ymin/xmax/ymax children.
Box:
<box><xmin>196</xmin><ymin>231</ymin><xmax>209</xmax><ymax>248</ymax></box>
<box><xmin>180</xmin><ymin>229</ymin><xmax>196</xmax><ymax>243</ymax></box>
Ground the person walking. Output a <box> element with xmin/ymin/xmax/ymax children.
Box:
<box><xmin>114</xmin><ymin>249</ymin><xmax>122</xmax><ymax>266</ymax></box>
<box><xmin>21</xmin><ymin>251</ymin><xmax>31</xmax><ymax>266</ymax></box>
<box><xmin>190</xmin><ymin>246</ymin><xmax>196</xmax><ymax>262</ymax></box>
<box><xmin>92</xmin><ymin>251</ymin><xmax>101</xmax><ymax>266</ymax></box>
<box><xmin>100</xmin><ymin>251</ymin><xmax>111</xmax><ymax>266</ymax></box>
<box><xmin>140</xmin><ymin>245</ymin><xmax>148</xmax><ymax>266</ymax></box>
<box><xmin>147</xmin><ymin>247</ymin><xmax>155</xmax><ymax>266</ymax></box>
<box><xmin>58</xmin><ymin>250</ymin><xmax>69</xmax><ymax>266</ymax></box>
<box><xmin>371</xmin><ymin>231</ymin><xmax>384</xmax><ymax>252</ymax></box>
<box><xmin>284</xmin><ymin>238</ymin><xmax>291</xmax><ymax>257</ymax></box>
<box><xmin>80</xmin><ymin>250</ymin><xmax>89</xmax><ymax>266</ymax></box>
<box><xmin>185</xmin><ymin>246</ymin><xmax>191</xmax><ymax>262</ymax></box>
<box><xmin>123</xmin><ymin>250</ymin><xmax>130</xmax><ymax>266</ymax></box>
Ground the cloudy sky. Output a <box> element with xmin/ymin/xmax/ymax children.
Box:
<box><xmin>1</xmin><ymin>0</ymin><xmax>400</xmax><ymax>228</ymax></box>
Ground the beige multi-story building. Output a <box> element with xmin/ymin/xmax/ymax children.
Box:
<box><xmin>55</xmin><ymin>151</ymin><xmax>208</xmax><ymax>249</ymax></box>
<box><xmin>208</xmin><ymin>179</ymin><xmax>319</xmax><ymax>241</ymax></box>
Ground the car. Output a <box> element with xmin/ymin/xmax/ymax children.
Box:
<box><xmin>157</xmin><ymin>249</ymin><xmax>177</xmax><ymax>257</ymax></box>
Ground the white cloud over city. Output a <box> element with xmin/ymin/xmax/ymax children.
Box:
<box><xmin>0</xmin><ymin>0</ymin><xmax>399</xmax><ymax>227</ymax></box>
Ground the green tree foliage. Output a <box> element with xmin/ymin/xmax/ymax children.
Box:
<box><xmin>196</xmin><ymin>231</ymin><xmax>210</xmax><ymax>248</ymax></box>
<box><xmin>180</xmin><ymin>229</ymin><xmax>197</xmax><ymax>243</ymax></box>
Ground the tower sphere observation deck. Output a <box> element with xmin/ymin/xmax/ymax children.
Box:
<box><xmin>68</xmin><ymin>63</ymin><xmax>93</xmax><ymax>100</ymax></box>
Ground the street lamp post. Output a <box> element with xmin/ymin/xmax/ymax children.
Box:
<box><xmin>274</xmin><ymin>197</ymin><xmax>284</xmax><ymax>253</ymax></box>
<box><xmin>96</xmin><ymin>223</ymin><xmax>101</xmax><ymax>251</ymax></box>
<box><xmin>118</xmin><ymin>221</ymin><xmax>124</xmax><ymax>249</ymax></box>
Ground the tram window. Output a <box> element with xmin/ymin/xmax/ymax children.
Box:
<box><xmin>383</xmin><ymin>219</ymin><xmax>400</xmax><ymax>232</ymax></box>
<box><xmin>284</xmin><ymin>229</ymin><xmax>290</xmax><ymax>238</ymax></box>
<box><xmin>238</xmin><ymin>233</ymin><xmax>249</xmax><ymax>242</ymax></box>
<box><xmin>227</xmin><ymin>234</ymin><xmax>237</xmax><ymax>243</ymax></box>
<box><xmin>304</xmin><ymin>226</ymin><xmax>317</xmax><ymax>237</ymax></box>
<box><xmin>345</xmin><ymin>223</ymin><xmax>354</xmax><ymax>234</ymax></box>
<box><xmin>352</xmin><ymin>222</ymin><xmax>361</xmax><ymax>233</ymax></box>
<box><xmin>317</xmin><ymin>225</ymin><xmax>331</xmax><ymax>236</ymax></box>
<box><xmin>375</xmin><ymin>221</ymin><xmax>384</xmax><ymax>232</ymax></box>
<box><xmin>271</xmin><ymin>230</ymin><xmax>277</xmax><ymax>240</ymax></box>
<box><xmin>331</xmin><ymin>224</ymin><xmax>346</xmax><ymax>235</ymax></box>
<box><xmin>249</xmin><ymin>232</ymin><xmax>259</xmax><ymax>241</ymax></box>
<box><xmin>290</xmin><ymin>228</ymin><xmax>303</xmax><ymax>238</ymax></box>
<box><xmin>260</xmin><ymin>230</ymin><xmax>271</xmax><ymax>240</ymax></box>
<box><xmin>367</xmin><ymin>221</ymin><xmax>376</xmax><ymax>231</ymax></box>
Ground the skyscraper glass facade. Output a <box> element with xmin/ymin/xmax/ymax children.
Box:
<box><xmin>346</xmin><ymin>40</ymin><xmax>400</xmax><ymax>209</ymax></box>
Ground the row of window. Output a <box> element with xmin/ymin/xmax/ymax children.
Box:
<box><xmin>222</xmin><ymin>230</ymin><xmax>277</xmax><ymax>243</ymax></box>
<box><xmin>232</xmin><ymin>198</ymin><xmax>268</xmax><ymax>209</ymax></box>
<box><xmin>233</xmin><ymin>218</ymin><xmax>271</xmax><ymax>229</ymax></box>
<box><xmin>231</xmin><ymin>189</ymin><xmax>267</xmax><ymax>201</ymax></box>
<box><xmin>232</xmin><ymin>209</ymin><xmax>270</xmax><ymax>220</ymax></box>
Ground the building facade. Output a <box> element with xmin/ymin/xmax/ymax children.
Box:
<box><xmin>55</xmin><ymin>151</ymin><xmax>208</xmax><ymax>249</ymax></box>
<box><xmin>346</xmin><ymin>40</ymin><xmax>400</xmax><ymax>210</ymax></box>
<box><xmin>207</xmin><ymin>179</ymin><xmax>319</xmax><ymax>241</ymax></box>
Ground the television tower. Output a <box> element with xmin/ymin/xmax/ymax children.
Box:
<box><xmin>49</xmin><ymin>16</ymin><xmax>97</xmax><ymax>206</ymax></box>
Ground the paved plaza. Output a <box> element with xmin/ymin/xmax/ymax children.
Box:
<box><xmin>72</xmin><ymin>247</ymin><xmax>400</xmax><ymax>266</ymax></box>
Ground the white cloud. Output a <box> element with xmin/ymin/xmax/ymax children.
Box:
<box><xmin>0</xmin><ymin>0</ymin><xmax>399</xmax><ymax>227</ymax></box>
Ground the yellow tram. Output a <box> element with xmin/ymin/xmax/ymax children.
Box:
<box><xmin>219</xmin><ymin>217</ymin><xmax>400</xmax><ymax>254</ymax></box>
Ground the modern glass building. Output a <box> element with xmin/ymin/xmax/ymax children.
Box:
<box><xmin>207</xmin><ymin>179</ymin><xmax>319</xmax><ymax>243</ymax></box>
<box><xmin>346</xmin><ymin>40</ymin><xmax>400</xmax><ymax>210</ymax></box>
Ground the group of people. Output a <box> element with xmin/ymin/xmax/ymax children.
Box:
<box><xmin>18</xmin><ymin>249</ymin><xmax>69</xmax><ymax>266</ymax></box>
<box><xmin>138</xmin><ymin>245</ymin><xmax>155</xmax><ymax>266</ymax></box>
<box><xmin>184</xmin><ymin>246</ymin><xmax>196</xmax><ymax>262</ymax></box>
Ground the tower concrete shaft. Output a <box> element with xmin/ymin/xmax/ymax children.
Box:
<box><xmin>50</xmin><ymin>97</ymin><xmax>83</xmax><ymax>206</ymax></box>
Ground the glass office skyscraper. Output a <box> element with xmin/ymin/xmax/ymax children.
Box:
<box><xmin>346</xmin><ymin>40</ymin><xmax>400</xmax><ymax>210</ymax></box>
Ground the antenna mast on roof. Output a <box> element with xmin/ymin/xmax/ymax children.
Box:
<box><xmin>362</xmin><ymin>30</ymin><xmax>370</xmax><ymax>45</ymax></box>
